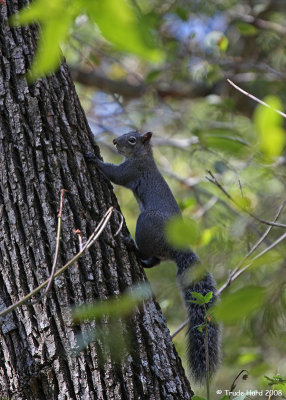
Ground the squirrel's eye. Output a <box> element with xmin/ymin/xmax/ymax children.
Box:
<box><xmin>128</xmin><ymin>137</ymin><xmax>136</xmax><ymax>145</ymax></box>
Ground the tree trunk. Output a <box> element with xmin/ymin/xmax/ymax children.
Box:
<box><xmin>0</xmin><ymin>1</ymin><xmax>193</xmax><ymax>399</ymax></box>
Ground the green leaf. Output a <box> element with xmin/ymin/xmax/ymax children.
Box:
<box><xmin>10</xmin><ymin>0</ymin><xmax>80</xmax><ymax>80</ymax></box>
<box><xmin>238</xmin><ymin>351</ymin><xmax>259</xmax><ymax>364</ymax></box>
<box><xmin>243</xmin><ymin>249</ymin><xmax>283</xmax><ymax>269</ymax></box>
<box><xmin>72</xmin><ymin>284</ymin><xmax>151</xmax><ymax>322</ymax></box>
<box><xmin>254</xmin><ymin>95</ymin><xmax>286</xmax><ymax>161</ymax></box>
<box><xmin>165</xmin><ymin>216</ymin><xmax>200</xmax><ymax>249</ymax></box>
<box><xmin>236</xmin><ymin>22</ymin><xmax>258</xmax><ymax>36</ymax></box>
<box><xmin>204</xmin><ymin>291</ymin><xmax>213</xmax><ymax>304</ymax></box>
<box><xmin>231</xmin><ymin>188</ymin><xmax>254</xmax><ymax>211</ymax></box>
<box><xmin>76</xmin><ymin>319</ymin><xmax>131</xmax><ymax>364</ymax></box>
<box><xmin>182</xmin><ymin>197</ymin><xmax>197</xmax><ymax>210</ymax></box>
<box><xmin>192</xmin><ymin>396</ymin><xmax>206</xmax><ymax>400</ymax></box>
<box><xmin>200</xmin><ymin>227</ymin><xmax>216</xmax><ymax>246</ymax></box>
<box><xmin>212</xmin><ymin>286</ymin><xmax>265</xmax><ymax>324</ymax></box>
<box><xmin>146</xmin><ymin>69</ymin><xmax>162</xmax><ymax>83</ymax></box>
<box><xmin>189</xmin><ymin>291</ymin><xmax>206</xmax><ymax>305</ymax></box>
<box><xmin>218</xmin><ymin>35</ymin><xmax>229</xmax><ymax>52</ymax></box>
<box><xmin>205</xmin><ymin>31</ymin><xmax>228</xmax><ymax>53</ymax></box>
<box><xmin>10</xmin><ymin>0</ymin><xmax>65</xmax><ymax>24</ymax></box>
<box><xmin>85</xmin><ymin>0</ymin><xmax>163</xmax><ymax>62</ymax></box>
<box><xmin>10</xmin><ymin>0</ymin><xmax>163</xmax><ymax>80</ymax></box>
<box><xmin>200</xmin><ymin>130</ymin><xmax>250</xmax><ymax>155</ymax></box>
<box><xmin>189</xmin><ymin>291</ymin><xmax>213</xmax><ymax>306</ymax></box>
<box><xmin>28</xmin><ymin>12</ymin><xmax>75</xmax><ymax>79</ymax></box>
<box><xmin>175</xmin><ymin>7</ymin><xmax>189</xmax><ymax>21</ymax></box>
<box><xmin>265</xmin><ymin>374</ymin><xmax>286</xmax><ymax>386</ymax></box>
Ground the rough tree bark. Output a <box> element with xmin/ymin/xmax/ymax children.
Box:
<box><xmin>0</xmin><ymin>1</ymin><xmax>193</xmax><ymax>399</ymax></box>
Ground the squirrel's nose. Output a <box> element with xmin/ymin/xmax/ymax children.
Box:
<box><xmin>113</xmin><ymin>138</ymin><xmax>117</xmax><ymax>145</ymax></box>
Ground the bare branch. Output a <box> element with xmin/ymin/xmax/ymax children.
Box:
<box><xmin>219</xmin><ymin>230</ymin><xmax>286</xmax><ymax>295</ymax></box>
<box><xmin>218</xmin><ymin>200</ymin><xmax>286</xmax><ymax>294</ymax></box>
<box><xmin>36</xmin><ymin>189</ymin><xmax>67</xmax><ymax>302</ymax></box>
<box><xmin>171</xmin><ymin>319</ymin><xmax>189</xmax><ymax>339</ymax></box>
<box><xmin>227</xmin><ymin>79</ymin><xmax>286</xmax><ymax>119</ymax></box>
<box><xmin>70</xmin><ymin>67</ymin><xmax>213</xmax><ymax>100</ymax></box>
<box><xmin>206</xmin><ymin>170</ymin><xmax>286</xmax><ymax>229</ymax></box>
<box><xmin>234</xmin><ymin>201</ymin><xmax>285</xmax><ymax>272</ymax></box>
<box><xmin>163</xmin><ymin>166</ymin><xmax>275</xmax><ymax>243</ymax></box>
<box><xmin>193</xmin><ymin>196</ymin><xmax>218</xmax><ymax>220</ymax></box>
<box><xmin>231</xmin><ymin>13</ymin><xmax>286</xmax><ymax>35</ymax></box>
<box><xmin>153</xmin><ymin>136</ymin><xmax>199</xmax><ymax>149</ymax></box>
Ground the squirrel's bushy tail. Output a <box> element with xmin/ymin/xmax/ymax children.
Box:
<box><xmin>174</xmin><ymin>251</ymin><xmax>221</xmax><ymax>382</ymax></box>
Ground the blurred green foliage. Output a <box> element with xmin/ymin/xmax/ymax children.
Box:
<box><xmin>10</xmin><ymin>0</ymin><xmax>162</xmax><ymax>80</ymax></box>
<box><xmin>213</xmin><ymin>286</ymin><xmax>265</xmax><ymax>324</ymax></box>
<box><xmin>72</xmin><ymin>284</ymin><xmax>152</xmax><ymax>364</ymax></box>
<box><xmin>72</xmin><ymin>284</ymin><xmax>151</xmax><ymax>322</ymax></box>
<box><xmin>165</xmin><ymin>215</ymin><xmax>200</xmax><ymax>248</ymax></box>
<box><xmin>254</xmin><ymin>96</ymin><xmax>286</xmax><ymax>161</ymax></box>
<box><xmin>13</xmin><ymin>0</ymin><xmax>286</xmax><ymax>397</ymax></box>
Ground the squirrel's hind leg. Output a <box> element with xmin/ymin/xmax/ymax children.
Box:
<box><xmin>135</xmin><ymin>211</ymin><xmax>170</xmax><ymax>260</ymax></box>
<box><xmin>121</xmin><ymin>233</ymin><xmax>161</xmax><ymax>268</ymax></box>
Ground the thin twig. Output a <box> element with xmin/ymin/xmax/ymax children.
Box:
<box><xmin>164</xmin><ymin>167</ymin><xmax>272</xmax><ymax>245</ymax></box>
<box><xmin>227</xmin><ymin>79</ymin><xmax>286</xmax><ymax>119</ymax></box>
<box><xmin>74</xmin><ymin>229</ymin><xmax>83</xmax><ymax>251</ymax></box>
<box><xmin>229</xmin><ymin>369</ymin><xmax>248</xmax><ymax>392</ymax></box>
<box><xmin>171</xmin><ymin>319</ymin><xmax>189</xmax><ymax>339</ymax></box>
<box><xmin>219</xmin><ymin>230</ymin><xmax>286</xmax><ymax>295</ymax></box>
<box><xmin>231</xmin><ymin>201</ymin><xmax>285</xmax><ymax>275</ymax></box>
<box><xmin>218</xmin><ymin>201</ymin><xmax>286</xmax><ymax>294</ymax></box>
<box><xmin>34</xmin><ymin>189</ymin><xmax>66</xmax><ymax>303</ymax></box>
<box><xmin>0</xmin><ymin>207</ymin><xmax>118</xmax><ymax>318</ymax></box>
<box><xmin>112</xmin><ymin>209</ymin><xmax>124</xmax><ymax>237</ymax></box>
<box><xmin>193</xmin><ymin>196</ymin><xmax>218</xmax><ymax>219</ymax></box>
<box><xmin>206</xmin><ymin>170</ymin><xmax>286</xmax><ymax>228</ymax></box>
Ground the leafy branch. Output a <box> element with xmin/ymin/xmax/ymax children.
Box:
<box><xmin>171</xmin><ymin>199</ymin><xmax>286</xmax><ymax>339</ymax></box>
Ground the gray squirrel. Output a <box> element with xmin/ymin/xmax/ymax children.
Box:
<box><xmin>86</xmin><ymin>131</ymin><xmax>220</xmax><ymax>382</ymax></box>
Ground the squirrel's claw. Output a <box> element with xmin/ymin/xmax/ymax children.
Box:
<box><xmin>84</xmin><ymin>152</ymin><xmax>98</xmax><ymax>163</ymax></box>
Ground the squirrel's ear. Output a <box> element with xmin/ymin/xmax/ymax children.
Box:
<box><xmin>142</xmin><ymin>132</ymin><xmax>152</xmax><ymax>144</ymax></box>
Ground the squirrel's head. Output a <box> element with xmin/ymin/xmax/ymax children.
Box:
<box><xmin>113</xmin><ymin>131</ymin><xmax>152</xmax><ymax>158</ymax></box>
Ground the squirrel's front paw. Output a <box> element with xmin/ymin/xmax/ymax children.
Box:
<box><xmin>122</xmin><ymin>234</ymin><xmax>137</xmax><ymax>251</ymax></box>
<box><xmin>84</xmin><ymin>152</ymin><xmax>100</xmax><ymax>164</ymax></box>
